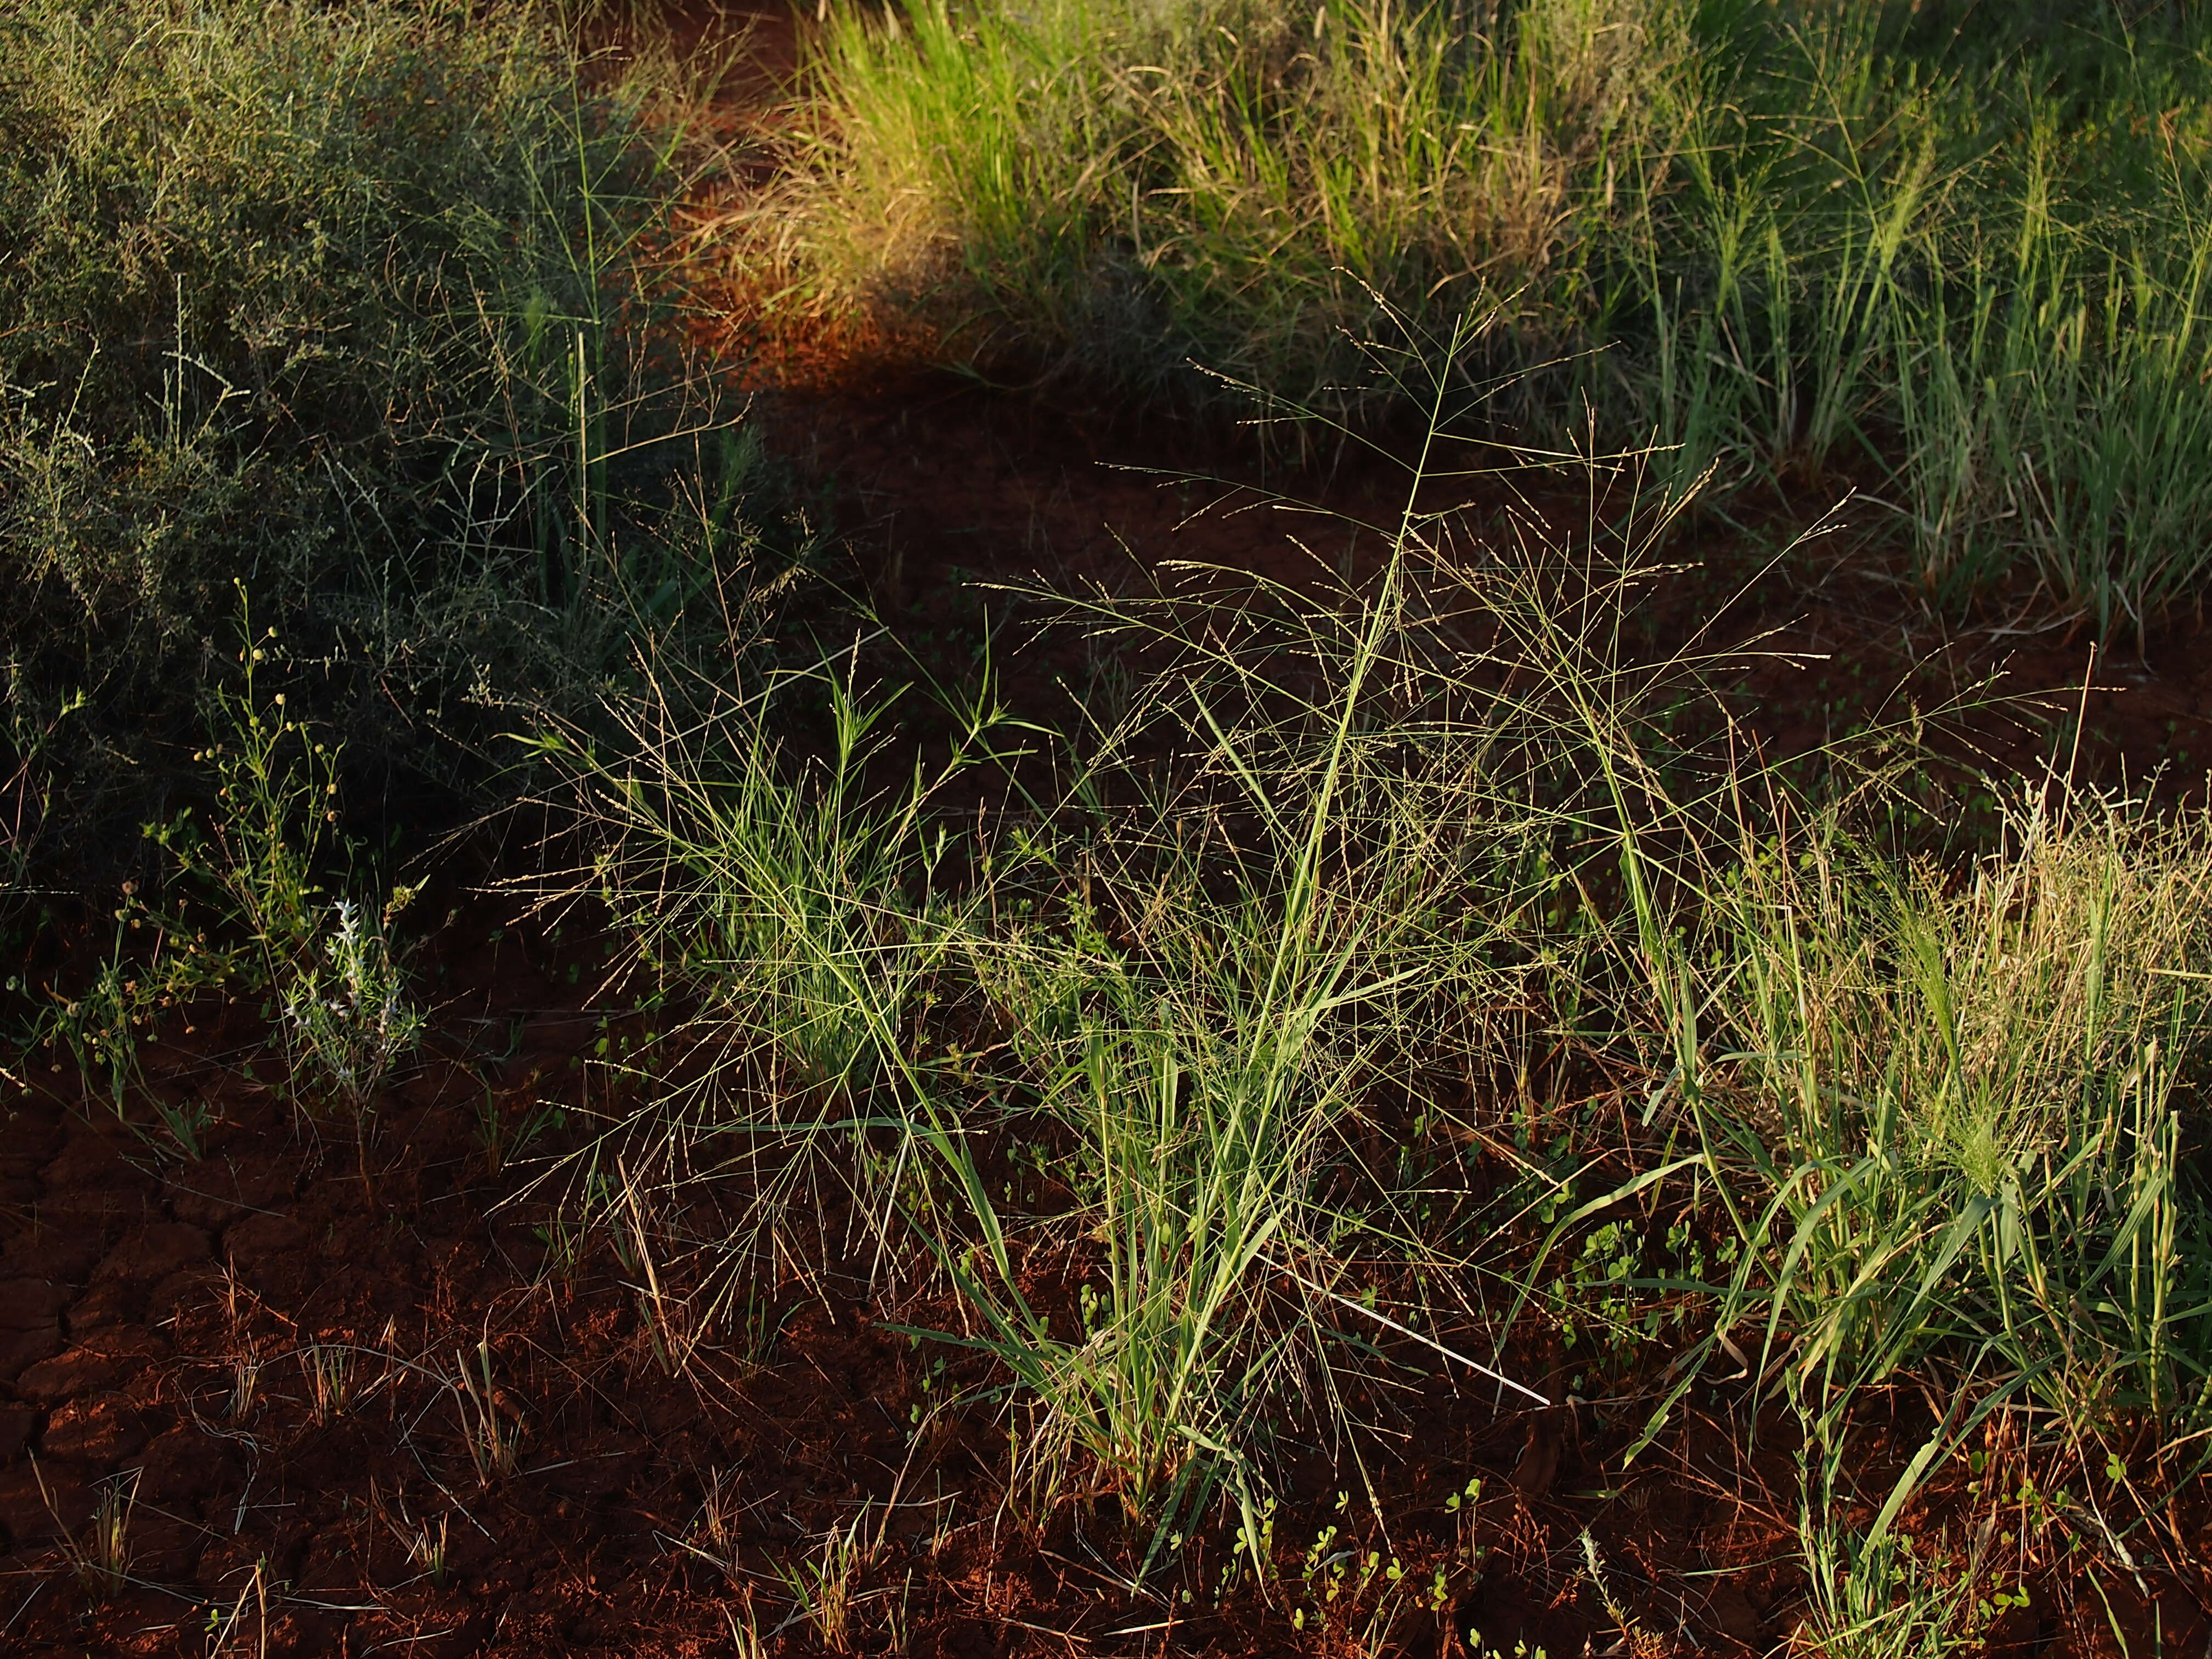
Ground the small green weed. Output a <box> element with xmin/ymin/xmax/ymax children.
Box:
<box><xmin>452</xmin><ymin>1341</ymin><xmax>524</xmax><ymax>1487</ymax></box>
<box><xmin>34</xmin><ymin>1460</ymin><xmax>139</xmax><ymax>1592</ymax></box>
<box><xmin>283</xmin><ymin>895</ymin><xmax>425</xmax><ymax>1130</ymax></box>
<box><xmin>770</xmin><ymin>1507</ymin><xmax>874</xmax><ymax>1654</ymax></box>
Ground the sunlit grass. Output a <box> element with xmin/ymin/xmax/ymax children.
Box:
<box><xmin>15</xmin><ymin>3</ymin><xmax>2210</xmax><ymax>1642</ymax></box>
<box><xmin>747</xmin><ymin>0</ymin><xmax>2212</xmax><ymax>635</ymax></box>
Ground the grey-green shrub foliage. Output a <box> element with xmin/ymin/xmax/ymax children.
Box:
<box><xmin>0</xmin><ymin>0</ymin><xmax>703</xmax><ymax>874</ymax></box>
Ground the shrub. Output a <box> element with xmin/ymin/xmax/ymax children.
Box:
<box><xmin>0</xmin><ymin>0</ymin><xmax>752</xmax><ymax>879</ymax></box>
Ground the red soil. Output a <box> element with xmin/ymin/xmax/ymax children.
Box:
<box><xmin>5</xmin><ymin>908</ymin><xmax>2207</xmax><ymax>1655</ymax></box>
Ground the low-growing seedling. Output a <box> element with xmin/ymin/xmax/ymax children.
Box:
<box><xmin>1465</xmin><ymin>1635</ymin><xmax>1549</xmax><ymax>1659</ymax></box>
<box><xmin>298</xmin><ymin>1341</ymin><xmax>359</xmax><ymax>1426</ymax></box>
<box><xmin>370</xmin><ymin>1480</ymin><xmax>450</xmax><ymax>1589</ymax></box>
<box><xmin>1444</xmin><ymin>1473</ymin><xmax>1486</xmax><ymax>1575</ymax></box>
<box><xmin>471</xmin><ymin>1081</ymin><xmax>561</xmax><ymax>1177</ymax></box>
<box><xmin>452</xmin><ymin>1341</ymin><xmax>523</xmax><ymax>1486</ymax></box>
<box><xmin>227</xmin><ymin>1346</ymin><xmax>262</xmax><ymax>1424</ymax></box>
<box><xmin>771</xmin><ymin>1506</ymin><xmax>874</xmax><ymax>1654</ymax></box>
<box><xmin>283</xmin><ymin>894</ymin><xmax>425</xmax><ymax>1130</ymax></box>
<box><xmin>200</xmin><ymin>1554</ymin><xmax>271</xmax><ymax>1658</ymax></box>
<box><xmin>1552</xmin><ymin>1220</ymin><xmax>1663</xmax><ymax>1363</ymax></box>
<box><xmin>404</xmin><ymin>1513</ymin><xmax>450</xmax><ymax>1588</ymax></box>
<box><xmin>35</xmin><ymin>1459</ymin><xmax>139</xmax><ymax>1590</ymax></box>
<box><xmin>532</xmin><ymin>1216</ymin><xmax>588</xmax><ymax>1287</ymax></box>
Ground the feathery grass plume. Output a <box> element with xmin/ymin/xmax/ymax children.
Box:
<box><xmin>545</xmin><ymin>303</ymin><xmax>1777</xmax><ymax>1536</ymax></box>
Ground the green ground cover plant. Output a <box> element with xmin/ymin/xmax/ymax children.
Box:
<box><xmin>4</xmin><ymin>0</ymin><xmax>807</xmax><ymax>1163</ymax></box>
<box><xmin>756</xmin><ymin>0</ymin><xmax>2212</xmax><ymax>634</ymax></box>
<box><xmin>1</xmin><ymin>0</ymin><xmax>812</xmax><ymax>1076</ymax></box>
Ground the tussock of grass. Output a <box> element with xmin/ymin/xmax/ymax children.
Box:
<box><xmin>764</xmin><ymin>0</ymin><xmax>1695</xmax><ymax>414</ymax></box>
<box><xmin>545</xmin><ymin>325</ymin><xmax>2212</xmax><ymax>1617</ymax></box>
<box><xmin>1684</xmin><ymin>790</ymin><xmax>2212</xmax><ymax>1452</ymax></box>
<box><xmin>549</xmin><ymin>353</ymin><xmax>1664</xmax><ymax>1531</ymax></box>
<box><xmin>751</xmin><ymin>0</ymin><xmax>2212</xmax><ymax>633</ymax></box>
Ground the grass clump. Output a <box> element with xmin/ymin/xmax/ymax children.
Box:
<box><xmin>768</xmin><ymin>0</ymin><xmax>1696</xmax><ymax>417</ymax></box>
<box><xmin>549</xmin><ymin>381</ymin><xmax>1599</xmax><ymax>1540</ymax></box>
<box><xmin>757</xmin><ymin>0</ymin><xmax>2212</xmax><ymax>633</ymax></box>
<box><xmin>1683</xmin><ymin>789</ymin><xmax>2212</xmax><ymax>1455</ymax></box>
<box><xmin>543</xmin><ymin>330</ymin><xmax>1733</xmax><ymax>1538</ymax></box>
<box><xmin>550</xmin><ymin>326</ymin><xmax>2212</xmax><ymax>1637</ymax></box>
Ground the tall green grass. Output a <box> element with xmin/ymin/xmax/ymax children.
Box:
<box><xmin>1656</xmin><ymin>785</ymin><xmax>2212</xmax><ymax>1559</ymax></box>
<box><xmin>1643</xmin><ymin>1</ymin><xmax>2212</xmax><ymax>636</ymax></box>
<box><xmin>550</xmin><ymin>610</ymin><xmax>1544</xmax><ymax>1539</ymax></box>
<box><xmin>756</xmin><ymin>0</ymin><xmax>2212</xmax><ymax>634</ymax></box>
<box><xmin>551</xmin><ymin>328</ymin><xmax>1655</xmax><ymax>1538</ymax></box>
<box><xmin>555</xmin><ymin>340</ymin><xmax>2212</xmax><ymax>1632</ymax></box>
<box><xmin>1743</xmin><ymin>783</ymin><xmax>2212</xmax><ymax>1654</ymax></box>
<box><xmin>765</xmin><ymin>0</ymin><xmax>1696</xmax><ymax>414</ymax></box>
